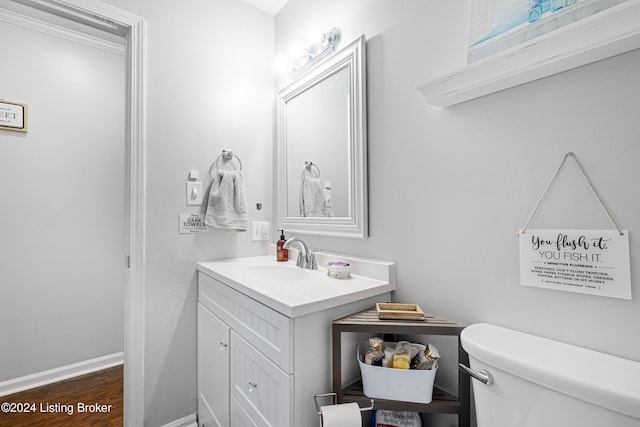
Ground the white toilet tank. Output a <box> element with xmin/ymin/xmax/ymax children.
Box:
<box><xmin>460</xmin><ymin>323</ymin><xmax>640</xmax><ymax>427</ymax></box>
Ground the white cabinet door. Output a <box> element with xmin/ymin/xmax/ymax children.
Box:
<box><xmin>198</xmin><ymin>303</ymin><xmax>230</xmax><ymax>427</ymax></box>
<box><xmin>231</xmin><ymin>331</ymin><xmax>293</xmax><ymax>427</ymax></box>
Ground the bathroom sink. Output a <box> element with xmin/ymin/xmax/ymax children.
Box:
<box><xmin>197</xmin><ymin>254</ymin><xmax>395</xmax><ymax>317</ymax></box>
<box><xmin>239</xmin><ymin>264</ymin><xmax>311</xmax><ymax>282</ymax></box>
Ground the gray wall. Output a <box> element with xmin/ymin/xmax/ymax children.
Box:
<box><xmin>98</xmin><ymin>0</ymin><xmax>275</xmax><ymax>424</ymax></box>
<box><xmin>0</xmin><ymin>19</ymin><xmax>125</xmax><ymax>382</ymax></box>
<box><xmin>276</xmin><ymin>0</ymin><xmax>640</xmax><ymax>425</ymax></box>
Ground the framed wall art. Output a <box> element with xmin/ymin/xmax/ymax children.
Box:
<box><xmin>468</xmin><ymin>0</ymin><xmax>630</xmax><ymax>63</ymax></box>
<box><xmin>419</xmin><ymin>0</ymin><xmax>640</xmax><ymax>107</ymax></box>
<box><xmin>0</xmin><ymin>99</ymin><xmax>28</xmax><ymax>132</ymax></box>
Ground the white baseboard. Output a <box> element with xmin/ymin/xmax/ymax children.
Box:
<box><xmin>0</xmin><ymin>352</ymin><xmax>124</xmax><ymax>397</ymax></box>
<box><xmin>162</xmin><ymin>413</ymin><xmax>197</xmax><ymax>427</ymax></box>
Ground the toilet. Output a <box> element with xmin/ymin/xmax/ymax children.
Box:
<box><xmin>460</xmin><ymin>323</ymin><xmax>640</xmax><ymax>427</ymax></box>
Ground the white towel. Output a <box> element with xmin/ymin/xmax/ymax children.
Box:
<box><xmin>205</xmin><ymin>170</ymin><xmax>249</xmax><ymax>231</ymax></box>
<box><xmin>299</xmin><ymin>176</ymin><xmax>327</xmax><ymax>217</ymax></box>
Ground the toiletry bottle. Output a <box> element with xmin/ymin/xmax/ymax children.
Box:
<box><xmin>277</xmin><ymin>229</ymin><xmax>288</xmax><ymax>262</ymax></box>
<box><xmin>364</xmin><ymin>337</ymin><xmax>384</xmax><ymax>366</ymax></box>
<box><xmin>391</xmin><ymin>341</ymin><xmax>411</xmax><ymax>369</ymax></box>
<box><xmin>410</xmin><ymin>344</ymin><xmax>440</xmax><ymax>370</ymax></box>
<box><xmin>383</xmin><ymin>345</ymin><xmax>395</xmax><ymax>368</ymax></box>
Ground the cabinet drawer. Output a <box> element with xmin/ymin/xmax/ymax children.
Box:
<box><xmin>198</xmin><ymin>272</ymin><xmax>292</xmax><ymax>372</ymax></box>
<box><xmin>230</xmin><ymin>395</ymin><xmax>259</xmax><ymax>427</ymax></box>
<box><xmin>231</xmin><ymin>331</ymin><xmax>293</xmax><ymax>427</ymax></box>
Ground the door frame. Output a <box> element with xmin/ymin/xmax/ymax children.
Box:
<box><xmin>5</xmin><ymin>1</ymin><xmax>147</xmax><ymax>425</ymax></box>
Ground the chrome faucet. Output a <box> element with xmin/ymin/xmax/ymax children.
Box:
<box><xmin>283</xmin><ymin>237</ymin><xmax>317</xmax><ymax>270</ymax></box>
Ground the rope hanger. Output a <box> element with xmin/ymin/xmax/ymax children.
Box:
<box><xmin>520</xmin><ymin>152</ymin><xmax>623</xmax><ymax>236</ymax></box>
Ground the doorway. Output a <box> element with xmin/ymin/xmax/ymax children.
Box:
<box><xmin>0</xmin><ymin>1</ymin><xmax>145</xmax><ymax>425</ymax></box>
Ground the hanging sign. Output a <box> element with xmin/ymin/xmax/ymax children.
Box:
<box><xmin>519</xmin><ymin>229</ymin><xmax>631</xmax><ymax>300</ymax></box>
<box><xmin>0</xmin><ymin>100</ymin><xmax>28</xmax><ymax>132</ymax></box>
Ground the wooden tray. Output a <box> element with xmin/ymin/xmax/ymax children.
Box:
<box><xmin>376</xmin><ymin>303</ymin><xmax>425</xmax><ymax>320</ymax></box>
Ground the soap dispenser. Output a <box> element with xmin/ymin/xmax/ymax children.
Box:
<box><xmin>277</xmin><ymin>229</ymin><xmax>288</xmax><ymax>262</ymax></box>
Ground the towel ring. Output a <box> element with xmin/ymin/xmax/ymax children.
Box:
<box><xmin>303</xmin><ymin>161</ymin><xmax>320</xmax><ymax>179</ymax></box>
<box><xmin>215</xmin><ymin>149</ymin><xmax>242</xmax><ymax>171</ymax></box>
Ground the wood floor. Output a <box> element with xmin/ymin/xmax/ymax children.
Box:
<box><xmin>0</xmin><ymin>365</ymin><xmax>123</xmax><ymax>427</ymax></box>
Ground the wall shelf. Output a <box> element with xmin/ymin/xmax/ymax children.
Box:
<box><xmin>417</xmin><ymin>0</ymin><xmax>640</xmax><ymax>108</ymax></box>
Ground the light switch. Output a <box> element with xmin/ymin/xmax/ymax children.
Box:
<box><xmin>186</xmin><ymin>182</ymin><xmax>203</xmax><ymax>205</ymax></box>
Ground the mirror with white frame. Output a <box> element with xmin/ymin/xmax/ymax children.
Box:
<box><xmin>276</xmin><ymin>35</ymin><xmax>367</xmax><ymax>238</ymax></box>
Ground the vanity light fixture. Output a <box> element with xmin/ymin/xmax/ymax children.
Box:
<box><xmin>276</xmin><ymin>27</ymin><xmax>342</xmax><ymax>78</ymax></box>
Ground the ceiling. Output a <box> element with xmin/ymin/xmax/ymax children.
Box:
<box><xmin>241</xmin><ymin>0</ymin><xmax>290</xmax><ymax>15</ymax></box>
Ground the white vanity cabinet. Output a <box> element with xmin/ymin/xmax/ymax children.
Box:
<box><xmin>197</xmin><ymin>255</ymin><xmax>394</xmax><ymax>427</ymax></box>
<box><xmin>198</xmin><ymin>273</ymin><xmax>293</xmax><ymax>427</ymax></box>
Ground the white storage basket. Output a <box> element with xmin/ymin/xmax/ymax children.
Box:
<box><xmin>357</xmin><ymin>342</ymin><xmax>437</xmax><ymax>404</ymax></box>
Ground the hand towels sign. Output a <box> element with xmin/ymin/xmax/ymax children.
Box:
<box><xmin>518</xmin><ymin>152</ymin><xmax>631</xmax><ymax>300</ymax></box>
<box><xmin>179</xmin><ymin>214</ymin><xmax>209</xmax><ymax>234</ymax></box>
<box><xmin>519</xmin><ymin>229</ymin><xmax>631</xmax><ymax>299</ymax></box>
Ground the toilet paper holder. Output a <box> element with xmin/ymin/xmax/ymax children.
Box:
<box><xmin>314</xmin><ymin>392</ymin><xmax>374</xmax><ymax>415</ymax></box>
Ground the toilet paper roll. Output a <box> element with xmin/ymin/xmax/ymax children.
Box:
<box><xmin>320</xmin><ymin>402</ymin><xmax>362</xmax><ymax>427</ymax></box>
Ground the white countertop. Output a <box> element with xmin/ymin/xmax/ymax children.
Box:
<box><xmin>197</xmin><ymin>254</ymin><xmax>395</xmax><ymax>318</ymax></box>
